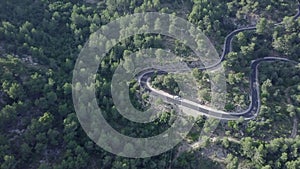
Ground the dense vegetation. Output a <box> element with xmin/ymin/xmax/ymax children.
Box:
<box><xmin>0</xmin><ymin>0</ymin><xmax>299</xmax><ymax>168</ymax></box>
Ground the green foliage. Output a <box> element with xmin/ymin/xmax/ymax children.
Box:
<box><xmin>173</xmin><ymin>151</ymin><xmax>221</xmax><ymax>169</ymax></box>
<box><xmin>0</xmin><ymin>0</ymin><xmax>299</xmax><ymax>168</ymax></box>
<box><xmin>152</xmin><ymin>74</ymin><xmax>180</xmax><ymax>95</ymax></box>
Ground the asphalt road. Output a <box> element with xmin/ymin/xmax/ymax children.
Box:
<box><xmin>136</xmin><ymin>5</ymin><xmax>300</xmax><ymax>121</ymax></box>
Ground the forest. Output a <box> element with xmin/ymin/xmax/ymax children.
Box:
<box><xmin>0</xmin><ymin>0</ymin><xmax>299</xmax><ymax>168</ymax></box>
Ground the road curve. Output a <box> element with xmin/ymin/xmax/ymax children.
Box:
<box><xmin>137</xmin><ymin>5</ymin><xmax>300</xmax><ymax>120</ymax></box>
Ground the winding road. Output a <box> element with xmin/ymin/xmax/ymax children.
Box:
<box><xmin>137</xmin><ymin>5</ymin><xmax>300</xmax><ymax>121</ymax></box>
